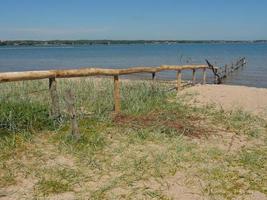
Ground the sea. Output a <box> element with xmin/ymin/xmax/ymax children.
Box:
<box><xmin>0</xmin><ymin>43</ymin><xmax>267</xmax><ymax>88</ymax></box>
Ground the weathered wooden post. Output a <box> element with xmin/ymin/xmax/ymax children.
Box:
<box><xmin>176</xmin><ymin>70</ymin><xmax>182</xmax><ymax>91</ymax></box>
<box><xmin>202</xmin><ymin>68</ymin><xmax>206</xmax><ymax>84</ymax></box>
<box><xmin>49</xmin><ymin>77</ymin><xmax>61</xmax><ymax>121</ymax></box>
<box><xmin>242</xmin><ymin>58</ymin><xmax>246</xmax><ymax>67</ymax></box>
<box><xmin>224</xmin><ymin>65</ymin><xmax>228</xmax><ymax>76</ymax></box>
<box><xmin>231</xmin><ymin>62</ymin><xmax>234</xmax><ymax>73</ymax></box>
<box><xmin>64</xmin><ymin>89</ymin><xmax>81</xmax><ymax>141</ymax></box>
<box><xmin>192</xmin><ymin>69</ymin><xmax>196</xmax><ymax>85</ymax></box>
<box><xmin>151</xmin><ymin>72</ymin><xmax>157</xmax><ymax>91</ymax></box>
<box><xmin>214</xmin><ymin>68</ymin><xmax>218</xmax><ymax>84</ymax></box>
<box><xmin>114</xmin><ymin>75</ymin><xmax>121</xmax><ymax>113</ymax></box>
<box><xmin>152</xmin><ymin>72</ymin><xmax>156</xmax><ymax>80</ymax></box>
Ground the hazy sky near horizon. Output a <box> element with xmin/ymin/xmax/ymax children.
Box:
<box><xmin>0</xmin><ymin>0</ymin><xmax>266</xmax><ymax>40</ymax></box>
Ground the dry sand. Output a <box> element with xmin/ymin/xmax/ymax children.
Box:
<box><xmin>181</xmin><ymin>84</ymin><xmax>267</xmax><ymax>118</ymax></box>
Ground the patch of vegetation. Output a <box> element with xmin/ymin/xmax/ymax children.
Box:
<box><xmin>0</xmin><ymin>78</ymin><xmax>266</xmax><ymax>199</ymax></box>
<box><xmin>36</xmin><ymin>179</ymin><xmax>71</xmax><ymax>195</ymax></box>
<box><xmin>54</xmin><ymin>119</ymin><xmax>107</xmax><ymax>158</ymax></box>
<box><xmin>195</xmin><ymin>142</ymin><xmax>267</xmax><ymax>199</ymax></box>
<box><xmin>35</xmin><ymin>168</ymin><xmax>84</xmax><ymax>196</ymax></box>
<box><xmin>198</xmin><ymin>104</ymin><xmax>266</xmax><ymax>138</ymax></box>
<box><xmin>0</xmin><ymin>100</ymin><xmax>54</xmax><ymax>133</ymax></box>
<box><xmin>0</xmin><ymin>164</ymin><xmax>16</xmax><ymax>188</ymax></box>
<box><xmin>121</xmin><ymin>81</ymin><xmax>167</xmax><ymax>115</ymax></box>
<box><xmin>0</xmin><ymin>131</ymin><xmax>33</xmax><ymax>161</ymax></box>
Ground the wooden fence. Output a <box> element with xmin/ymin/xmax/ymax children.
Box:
<box><xmin>0</xmin><ymin>64</ymin><xmax>210</xmax><ymax>115</ymax></box>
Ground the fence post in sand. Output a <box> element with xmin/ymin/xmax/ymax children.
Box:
<box><xmin>224</xmin><ymin>65</ymin><xmax>228</xmax><ymax>76</ymax></box>
<box><xmin>231</xmin><ymin>62</ymin><xmax>234</xmax><ymax>73</ymax></box>
<box><xmin>242</xmin><ymin>58</ymin><xmax>246</xmax><ymax>67</ymax></box>
<box><xmin>114</xmin><ymin>75</ymin><xmax>121</xmax><ymax>113</ymax></box>
<box><xmin>192</xmin><ymin>69</ymin><xmax>196</xmax><ymax>85</ymax></box>
<box><xmin>213</xmin><ymin>71</ymin><xmax>218</xmax><ymax>84</ymax></box>
<box><xmin>64</xmin><ymin>89</ymin><xmax>81</xmax><ymax>141</ymax></box>
<box><xmin>152</xmin><ymin>72</ymin><xmax>156</xmax><ymax>80</ymax></box>
<box><xmin>202</xmin><ymin>68</ymin><xmax>206</xmax><ymax>84</ymax></box>
<box><xmin>49</xmin><ymin>77</ymin><xmax>61</xmax><ymax>121</ymax></box>
<box><xmin>176</xmin><ymin>70</ymin><xmax>182</xmax><ymax>91</ymax></box>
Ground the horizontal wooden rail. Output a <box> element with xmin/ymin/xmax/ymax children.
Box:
<box><xmin>0</xmin><ymin>65</ymin><xmax>208</xmax><ymax>83</ymax></box>
<box><xmin>0</xmin><ymin>64</ymin><xmax>214</xmax><ymax>116</ymax></box>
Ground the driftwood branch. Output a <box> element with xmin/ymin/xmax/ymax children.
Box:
<box><xmin>206</xmin><ymin>59</ymin><xmax>222</xmax><ymax>84</ymax></box>
<box><xmin>206</xmin><ymin>57</ymin><xmax>246</xmax><ymax>84</ymax></box>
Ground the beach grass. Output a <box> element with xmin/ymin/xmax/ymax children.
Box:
<box><xmin>0</xmin><ymin>78</ymin><xmax>266</xmax><ymax>199</ymax></box>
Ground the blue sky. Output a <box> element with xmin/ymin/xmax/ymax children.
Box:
<box><xmin>0</xmin><ymin>0</ymin><xmax>266</xmax><ymax>40</ymax></box>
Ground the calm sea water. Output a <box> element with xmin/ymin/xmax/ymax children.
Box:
<box><xmin>0</xmin><ymin>44</ymin><xmax>267</xmax><ymax>88</ymax></box>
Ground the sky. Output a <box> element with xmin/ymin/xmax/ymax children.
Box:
<box><xmin>0</xmin><ymin>0</ymin><xmax>267</xmax><ymax>40</ymax></box>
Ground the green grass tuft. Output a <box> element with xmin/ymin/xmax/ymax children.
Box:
<box><xmin>36</xmin><ymin>179</ymin><xmax>72</xmax><ymax>195</ymax></box>
<box><xmin>0</xmin><ymin>100</ymin><xmax>54</xmax><ymax>133</ymax></box>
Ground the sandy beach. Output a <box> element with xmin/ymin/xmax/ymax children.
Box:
<box><xmin>182</xmin><ymin>84</ymin><xmax>267</xmax><ymax>118</ymax></box>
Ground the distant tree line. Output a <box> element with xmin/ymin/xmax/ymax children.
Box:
<box><xmin>0</xmin><ymin>40</ymin><xmax>266</xmax><ymax>46</ymax></box>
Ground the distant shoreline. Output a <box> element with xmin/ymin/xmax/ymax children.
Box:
<box><xmin>1</xmin><ymin>40</ymin><xmax>267</xmax><ymax>47</ymax></box>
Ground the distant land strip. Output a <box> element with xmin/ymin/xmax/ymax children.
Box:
<box><xmin>0</xmin><ymin>40</ymin><xmax>267</xmax><ymax>46</ymax></box>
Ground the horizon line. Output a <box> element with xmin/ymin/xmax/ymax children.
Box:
<box><xmin>1</xmin><ymin>39</ymin><xmax>267</xmax><ymax>42</ymax></box>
